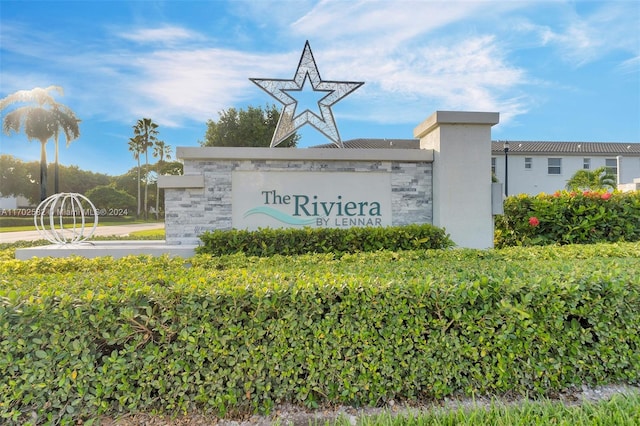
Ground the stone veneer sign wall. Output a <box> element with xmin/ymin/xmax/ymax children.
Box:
<box><xmin>160</xmin><ymin>148</ymin><xmax>433</xmax><ymax>246</ymax></box>
<box><xmin>160</xmin><ymin>111</ymin><xmax>500</xmax><ymax>249</ymax></box>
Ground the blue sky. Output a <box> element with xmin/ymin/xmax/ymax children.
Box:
<box><xmin>1</xmin><ymin>0</ymin><xmax>639</xmax><ymax>176</ymax></box>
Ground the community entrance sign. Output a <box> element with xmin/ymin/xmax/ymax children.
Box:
<box><xmin>232</xmin><ymin>171</ymin><xmax>392</xmax><ymax>230</ymax></box>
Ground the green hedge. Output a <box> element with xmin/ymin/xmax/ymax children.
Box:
<box><xmin>197</xmin><ymin>224</ymin><xmax>453</xmax><ymax>256</ymax></box>
<box><xmin>1</xmin><ymin>242</ymin><xmax>639</xmax><ymax>424</ymax></box>
<box><xmin>495</xmin><ymin>190</ymin><xmax>640</xmax><ymax>248</ymax></box>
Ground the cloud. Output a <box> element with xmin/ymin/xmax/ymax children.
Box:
<box><xmin>291</xmin><ymin>0</ymin><xmax>495</xmax><ymax>47</ymax></box>
<box><xmin>228</xmin><ymin>0</ymin><xmax>317</xmax><ymax>29</ymax></box>
<box><xmin>124</xmin><ymin>48</ymin><xmax>296</xmax><ymax>126</ymax></box>
<box><xmin>324</xmin><ymin>35</ymin><xmax>529</xmax><ymax>126</ymax></box>
<box><xmin>106</xmin><ymin>8</ymin><xmax>526</xmax><ymax>129</ymax></box>
<box><xmin>618</xmin><ymin>56</ymin><xmax>640</xmax><ymax>75</ymax></box>
<box><xmin>0</xmin><ymin>21</ymin><xmax>296</xmax><ymax>128</ymax></box>
<box><xmin>116</xmin><ymin>25</ymin><xmax>203</xmax><ymax>45</ymax></box>
<box><xmin>515</xmin><ymin>2</ymin><xmax>639</xmax><ymax>67</ymax></box>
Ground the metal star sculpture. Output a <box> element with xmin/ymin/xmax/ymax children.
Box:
<box><xmin>250</xmin><ymin>41</ymin><xmax>364</xmax><ymax>148</ymax></box>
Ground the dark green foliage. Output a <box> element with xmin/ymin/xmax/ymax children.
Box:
<box><xmin>565</xmin><ymin>166</ymin><xmax>616</xmax><ymax>191</ymax></box>
<box><xmin>1</xmin><ymin>242</ymin><xmax>639</xmax><ymax>424</ymax></box>
<box><xmin>495</xmin><ymin>190</ymin><xmax>640</xmax><ymax>248</ymax></box>
<box><xmin>201</xmin><ymin>104</ymin><xmax>299</xmax><ymax>148</ymax></box>
<box><xmin>84</xmin><ymin>185</ymin><xmax>136</xmax><ymax>212</ymax></box>
<box><xmin>0</xmin><ymin>217</ymin><xmax>38</xmax><ymax>227</ymax></box>
<box><xmin>0</xmin><ymin>154</ymin><xmax>111</xmax><ymax>205</ymax></box>
<box><xmin>197</xmin><ymin>224</ymin><xmax>454</xmax><ymax>257</ymax></box>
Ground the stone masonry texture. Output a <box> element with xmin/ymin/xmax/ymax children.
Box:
<box><xmin>165</xmin><ymin>159</ymin><xmax>432</xmax><ymax>245</ymax></box>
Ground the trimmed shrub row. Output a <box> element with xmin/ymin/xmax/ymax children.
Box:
<box><xmin>1</xmin><ymin>242</ymin><xmax>639</xmax><ymax>424</ymax></box>
<box><xmin>495</xmin><ymin>190</ymin><xmax>640</xmax><ymax>248</ymax></box>
<box><xmin>197</xmin><ymin>223</ymin><xmax>454</xmax><ymax>256</ymax></box>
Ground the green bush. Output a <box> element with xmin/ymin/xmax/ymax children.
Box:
<box><xmin>1</xmin><ymin>242</ymin><xmax>639</xmax><ymax>424</ymax></box>
<box><xmin>495</xmin><ymin>190</ymin><xmax>640</xmax><ymax>248</ymax></box>
<box><xmin>0</xmin><ymin>217</ymin><xmax>40</xmax><ymax>227</ymax></box>
<box><xmin>197</xmin><ymin>224</ymin><xmax>453</xmax><ymax>256</ymax></box>
<box><xmin>85</xmin><ymin>185</ymin><xmax>136</xmax><ymax>212</ymax></box>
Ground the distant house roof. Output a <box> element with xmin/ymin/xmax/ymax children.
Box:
<box><xmin>313</xmin><ymin>138</ymin><xmax>419</xmax><ymax>149</ymax></box>
<box><xmin>491</xmin><ymin>141</ymin><xmax>640</xmax><ymax>155</ymax></box>
<box><xmin>312</xmin><ymin>139</ymin><xmax>640</xmax><ymax>155</ymax></box>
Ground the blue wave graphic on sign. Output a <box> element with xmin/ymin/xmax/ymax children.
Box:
<box><xmin>243</xmin><ymin>207</ymin><xmax>316</xmax><ymax>226</ymax></box>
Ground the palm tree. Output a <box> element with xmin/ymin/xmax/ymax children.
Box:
<box><xmin>566</xmin><ymin>166</ymin><xmax>617</xmax><ymax>191</ymax></box>
<box><xmin>128</xmin><ymin>136</ymin><xmax>144</xmax><ymax>218</ymax></box>
<box><xmin>1</xmin><ymin>86</ymin><xmax>80</xmax><ymax>201</ymax></box>
<box><xmin>132</xmin><ymin>118</ymin><xmax>159</xmax><ymax>220</ymax></box>
<box><xmin>152</xmin><ymin>140</ymin><xmax>172</xmax><ymax>220</ymax></box>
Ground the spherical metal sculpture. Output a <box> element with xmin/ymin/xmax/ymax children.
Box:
<box><xmin>35</xmin><ymin>193</ymin><xmax>98</xmax><ymax>244</ymax></box>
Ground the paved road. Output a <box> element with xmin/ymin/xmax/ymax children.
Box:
<box><xmin>0</xmin><ymin>222</ymin><xmax>165</xmax><ymax>243</ymax></box>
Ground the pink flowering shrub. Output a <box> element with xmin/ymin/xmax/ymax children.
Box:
<box><xmin>495</xmin><ymin>190</ymin><xmax>640</xmax><ymax>247</ymax></box>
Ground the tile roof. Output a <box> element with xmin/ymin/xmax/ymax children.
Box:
<box><xmin>313</xmin><ymin>138</ymin><xmax>419</xmax><ymax>149</ymax></box>
<box><xmin>311</xmin><ymin>138</ymin><xmax>640</xmax><ymax>155</ymax></box>
<box><xmin>491</xmin><ymin>141</ymin><xmax>640</xmax><ymax>155</ymax></box>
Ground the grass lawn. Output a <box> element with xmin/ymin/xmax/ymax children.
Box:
<box><xmin>350</xmin><ymin>392</ymin><xmax>640</xmax><ymax>425</ymax></box>
<box><xmin>106</xmin><ymin>391</ymin><xmax>640</xmax><ymax>425</ymax></box>
<box><xmin>127</xmin><ymin>228</ymin><xmax>165</xmax><ymax>238</ymax></box>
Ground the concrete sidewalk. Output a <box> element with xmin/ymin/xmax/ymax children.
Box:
<box><xmin>0</xmin><ymin>222</ymin><xmax>165</xmax><ymax>243</ymax></box>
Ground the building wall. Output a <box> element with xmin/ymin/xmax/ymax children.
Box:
<box><xmin>164</xmin><ymin>156</ymin><xmax>432</xmax><ymax>245</ymax></box>
<box><xmin>0</xmin><ymin>196</ymin><xmax>18</xmax><ymax>210</ymax></box>
<box><xmin>492</xmin><ymin>154</ymin><xmax>640</xmax><ymax>195</ymax></box>
<box><xmin>0</xmin><ymin>195</ymin><xmax>32</xmax><ymax>210</ymax></box>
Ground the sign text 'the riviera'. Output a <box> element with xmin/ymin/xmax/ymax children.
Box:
<box><xmin>261</xmin><ymin>190</ymin><xmax>381</xmax><ymax>217</ymax></box>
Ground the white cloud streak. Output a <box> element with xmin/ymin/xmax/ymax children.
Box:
<box><xmin>117</xmin><ymin>26</ymin><xmax>203</xmax><ymax>45</ymax></box>
<box><xmin>514</xmin><ymin>1</ymin><xmax>639</xmax><ymax>67</ymax></box>
<box><xmin>125</xmin><ymin>48</ymin><xmax>295</xmax><ymax>126</ymax></box>
<box><xmin>618</xmin><ymin>56</ymin><xmax>640</xmax><ymax>75</ymax></box>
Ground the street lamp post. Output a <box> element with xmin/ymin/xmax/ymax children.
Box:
<box><xmin>503</xmin><ymin>141</ymin><xmax>510</xmax><ymax>196</ymax></box>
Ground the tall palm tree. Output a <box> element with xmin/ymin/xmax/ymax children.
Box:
<box><xmin>566</xmin><ymin>166</ymin><xmax>617</xmax><ymax>191</ymax></box>
<box><xmin>132</xmin><ymin>118</ymin><xmax>159</xmax><ymax>220</ymax></box>
<box><xmin>152</xmin><ymin>140</ymin><xmax>172</xmax><ymax>220</ymax></box>
<box><xmin>1</xmin><ymin>86</ymin><xmax>80</xmax><ymax>201</ymax></box>
<box><xmin>128</xmin><ymin>136</ymin><xmax>144</xmax><ymax>218</ymax></box>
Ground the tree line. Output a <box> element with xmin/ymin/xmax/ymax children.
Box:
<box><xmin>0</xmin><ymin>154</ymin><xmax>182</xmax><ymax>214</ymax></box>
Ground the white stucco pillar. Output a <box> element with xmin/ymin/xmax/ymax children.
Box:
<box><xmin>414</xmin><ymin>111</ymin><xmax>499</xmax><ymax>249</ymax></box>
